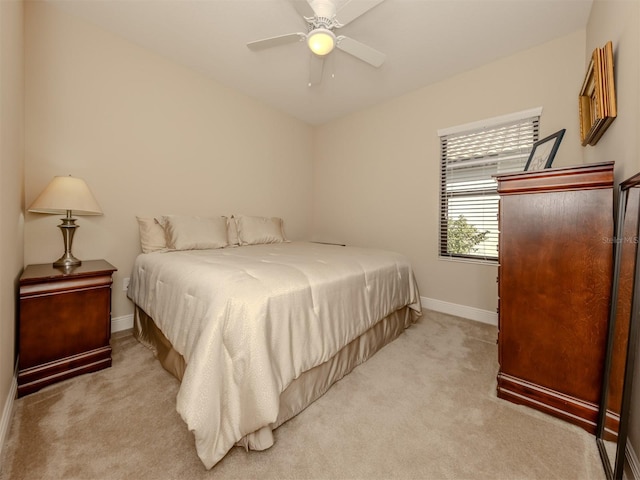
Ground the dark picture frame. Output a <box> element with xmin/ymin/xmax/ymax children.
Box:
<box><xmin>524</xmin><ymin>129</ymin><xmax>566</xmax><ymax>171</ymax></box>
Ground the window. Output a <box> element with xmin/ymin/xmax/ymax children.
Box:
<box><xmin>438</xmin><ymin>108</ymin><xmax>541</xmax><ymax>263</ymax></box>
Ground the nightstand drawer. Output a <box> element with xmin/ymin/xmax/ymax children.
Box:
<box><xmin>20</xmin><ymin>283</ymin><xmax>112</xmax><ymax>368</ymax></box>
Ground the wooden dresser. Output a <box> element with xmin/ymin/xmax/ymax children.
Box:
<box><xmin>18</xmin><ymin>259</ymin><xmax>117</xmax><ymax>396</ymax></box>
<box><xmin>496</xmin><ymin>161</ymin><xmax>614</xmax><ymax>433</ymax></box>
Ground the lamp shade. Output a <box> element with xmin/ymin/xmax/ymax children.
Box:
<box><xmin>307</xmin><ymin>28</ymin><xmax>336</xmax><ymax>56</ymax></box>
<box><xmin>28</xmin><ymin>176</ymin><xmax>103</xmax><ymax>215</ymax></box>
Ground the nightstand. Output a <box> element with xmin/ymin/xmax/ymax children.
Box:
<box><xmin>17</xmin><ymin>259</ymin><xmax>117</xmax><ymax>397</ymax></box>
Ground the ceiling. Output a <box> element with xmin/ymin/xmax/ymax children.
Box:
<box><xmin>46</xmin><ymin>0</ymin><xmax>594</xmax><ymax>125</ymax></box>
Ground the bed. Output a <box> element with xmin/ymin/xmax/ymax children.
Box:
<box><xmin>127</xmin><ymin>215</ymin><xmax>422</xmax><ymax>469</ymax></box>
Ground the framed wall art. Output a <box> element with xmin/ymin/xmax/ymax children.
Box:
<box><xmin>579</xmin><ymin>41</ymin><xmax>617</xmax><ymax>146</ymax></box>
<box><xmin>524</xmin><ymin>129</ymin><xmax>566</xmax><ymax>171</ymax></box>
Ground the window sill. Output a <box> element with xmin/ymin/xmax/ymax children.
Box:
<box><xmin>438</xmin><ymin>255</ymin><xmax>497</xmax><ymax>266</ymax></box>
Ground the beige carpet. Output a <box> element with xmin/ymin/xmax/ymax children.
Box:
<box><xmin>0</xmin><ymin>310</ymin><xmax>605</xmax><ymax>480</ymax></box>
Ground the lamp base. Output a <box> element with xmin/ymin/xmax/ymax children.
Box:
<box><xmin>53</xmin><ymin>253</ymin><xmax>82</xmax><ymax>268</ymax></box>
<box><xmin>53</xmin><ymin>214</ymin><xmax>82</xmax><ymax>268</ymax></box>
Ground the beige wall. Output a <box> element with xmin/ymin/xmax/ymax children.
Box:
<box><xmin>585</xmin><ymin>0</ymin><xmax>640</xmax><ymax>183</ymax></box>
<box><xmin>24</xmin><ymin>2</ymin><xmax>314</xmax><ymax>319</ymax></box>
<box><xmin>313</xmin><ymin>30</ymin><xmax>586</xmax><ymax>313</ymax></box>
<box><xmin>0</xmin><ymin>0</ymin><xmax>24</xmax><ymax>445</ymax></box>
<box><xmin>586</xmin><ymin>0</ymin><xmax>640</xmax><ymax>471</ymax></box>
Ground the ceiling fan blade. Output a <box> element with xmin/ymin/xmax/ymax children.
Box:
<box><xmin>290</xmin><ymin>0</ymin><xmax>315</xmax><ymax>19</ymax></box>
<box><xmin>247</xmin><ymin>32</ymin><xmax>306</xmax><ymax>51</ymax></box>
<box><xmin>335</xmin><ymin>0</ymin><xmax>385</xmax><ymax>27</ymax></box>
<box><xmin>336</xmin><ymin>36</ymin><xmax>385</xmax><ymax>67</ymax></box>
<box><xmin>308</xmin><ymin>54</ymin><xmax>325</xmax><ymax>86</ymax></box>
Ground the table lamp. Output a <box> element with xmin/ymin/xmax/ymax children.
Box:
<box><xmin>28</xmin><ymin>175</ymin><xmax>103</xmax><ymax>268</ymax></box>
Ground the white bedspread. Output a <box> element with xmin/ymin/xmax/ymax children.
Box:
<box><xmin>127</xmin><ymin>242</ymin><xmax>421</xmax><ymax>468</ymax></box>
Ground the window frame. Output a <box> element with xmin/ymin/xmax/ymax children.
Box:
<box><xmin>438</xmin><ymin>107</ymin><xmax>542</xmax><ymax>264</ymax></box>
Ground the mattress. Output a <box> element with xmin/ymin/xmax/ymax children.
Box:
<box><xmin>127</xmin><ymin>241</ymin><xmax>422</xmax><ymax>468</ymax></box>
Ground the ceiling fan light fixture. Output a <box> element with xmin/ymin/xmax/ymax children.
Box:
<box><xmin>307</xmin><ymin>28</ymin><xmax>336</xmax><ymax>56</ymax></box>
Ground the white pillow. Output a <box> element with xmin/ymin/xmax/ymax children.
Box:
<box><xmin>235</xmin><ymin>215</ymin><xmax>288</xmax><ymax>246</ymax></box>
<box><xmin>136</xmin><ymin>217</ymin><xmax>167</xmax><ymax>253</ymax></box>
<box><xmin>161</xmin><ymin>215</ymin><xmax>228</xmax><ymax>250</ymax></box>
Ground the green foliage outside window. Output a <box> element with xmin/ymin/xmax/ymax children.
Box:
<box><xmin>447</xmin><ymin>215</ymin><xmax>489</xmax><ymax>254</ymax></box>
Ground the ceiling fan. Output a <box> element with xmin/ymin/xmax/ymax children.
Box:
<box><xmin>247</xmin><ymin>0</ymin><xmax>386</xmax><ymax>86</ymax></box>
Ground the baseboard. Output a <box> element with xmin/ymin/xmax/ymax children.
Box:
<box><xmin>627</xmin><ymin>439</ymin><xmax>640</xmax><ymax>480</ymax></box>
<box><xmin>0</xmin><ymin>367</ymin><xmax>17</xmax><ymax>466</ymax></box>
<box><xmin>421</xmin><ymin>297</ymin><xmax>498</xmax><ymax>326</ymax></box>
<box><xmin>111</xmin><ymin>313</ymin><xmax>134</xmax><ymax>333</ymax></box>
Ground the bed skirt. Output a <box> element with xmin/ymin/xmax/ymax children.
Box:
<box><xmin>133</xmin><ymin>304</ymin><xmax>420</xmax><ymax>452</ymax></box>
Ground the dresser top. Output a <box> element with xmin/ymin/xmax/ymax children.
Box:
<box><xmin>496</xmin><ymin>161</ymin><xmax>614</xmax><ymax>195</ymax></box>
<box><xmin>20</xmin><ymin>259</ymin><xmax>117</xmax><ymax>284</ymax></box>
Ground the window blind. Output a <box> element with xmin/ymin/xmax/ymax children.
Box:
<box><xmin>439</xmin><ymin>111</ymin><xmax>540</xmax><ymax>262</ymax></box>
